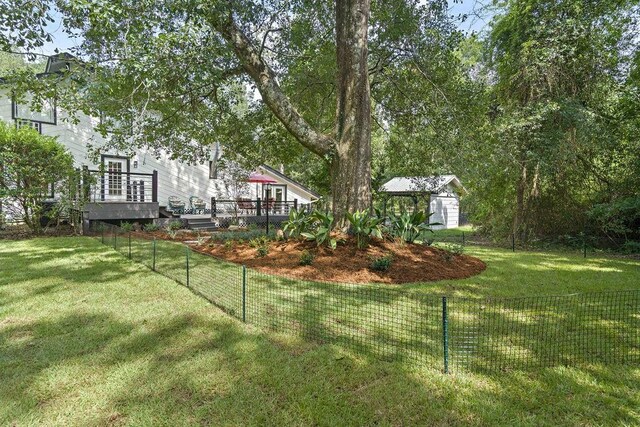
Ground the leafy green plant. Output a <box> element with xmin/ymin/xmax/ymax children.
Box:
<box><xmin>370</xmin><ymin>253</ymin><xmax>393</xmax><ymax>272</ymax></box>
<box><xmin>120</xmin><ymin>221</ymin><xmax>133</xmax><ymax>232</ymax></box>
<box><xmin>223</xmin><ymin>240</ymin><xmax>235</xmax><ymax>250</ymax></box>
<box><xmin>301</xmin><ymin>210</ymin><xmax>337</xmax><ymax>249</ymax></box>
<box><xmin>298</xmin><ymin>250</ymin><xmax>314</xmax><ymax>266</ymax></box>
<box><xmin>621</xmin><ymin>241</ymin><xmax>640</xmax><ymax>254</ymax></box>
<box><xmin>282</xmin><ymin>207</ymin><xmax>313</xmax><ymax>238</ymax></box>
<box><xmin>439</xmin><ymin>243</ymin><xmax>464</xmax><ymax>262</ymax></box>
<box><xmin>166</xmin><ymin>228</ymin><xmax>178</xmax><ymax>239</ymax></box>
<box><xmin>249</xmin><ymin>235</ymin><xmax>271</xmax><ymax>248</ymax></box>
<box><xmin>0</xmin><ymin>121</ymin><xmax>76</xmax><ymax>233</ymax></box>
<box><xmin>196</xmin><ymin>231</ymin><xmax>207</xmax><ymax>246</ymax></box>
<box><xmin>388</xmin><ymin>208</ymin><xmax>441</xmax><ymax>244</ymax></box>
<box><xmin>167</xmin><ymin>220</ymin><xmax>183</xmax><ymax>231</ymax></box>
<box><xmin>346</xmin><ymin>209</ymin><xmax>384</xmax><ymax>249</ymax></box>
<box><xmin>255</xmin><ymin>245</ymin><xmax>269</xmax><ymax>257</ymax></box>
<box><xmin>143</xmin><ymin>223</ymin><xmax>160</xmax><ymax>232</ymax></box>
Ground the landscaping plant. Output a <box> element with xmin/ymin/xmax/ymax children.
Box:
<box><xmin>167</xmin><ymin>220</ymin><xmax>183</xmax><ymax>231</ymax></box>
<box><xmin>301</xmin><ymin>210</ymin><xmax>337</xmax><ymax>249</ymax></box>
<box><xmin>143</xmin><ymin>223</ymin><xmax>160</xmax><ymax>232</ymax></box>
<box><xmin>0</xmin><ymin>121</ymin><xmax>76</xmax><ymax>233</ymax></box>
<box><xmin>346</xmin><ymin>209</ymin><xmax>384</xmax><ymax>249</ymax></box>
<box><xmin>298</xmin><ymin>250</ymin><xmax>314</xmax><ymax>266</ymax></box>
<box><xmin>370</xmin><ymin>253</ymin><xmax>393</xmax><ymax>272</ymax></box>
<box><xmin>282</xmin><ymin>207</ymin><xmax>313</xmax><ymax>238</ymax></box>
<box><xmin>388</xmin><ymin>208</ymin><xmax>440</xmax><ymax>244</ymax></box>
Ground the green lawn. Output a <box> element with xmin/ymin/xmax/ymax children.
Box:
<box><xmin>1</xmin><ymin>237</ymin><xmax>639</xmax><ymax>426</ymax></box>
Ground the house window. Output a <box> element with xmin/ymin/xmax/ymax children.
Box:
<box><xmin>16</xmin><ymin>119</ymin><xmax>42</xmax><ymax>134</ymax></box>
<box><xmin>108</xmin><ymin>161</ymin><xmax>123</xmax><ymax>196</ymax></box>
<box><xmin>209</xmin><ymin>160</ymin><xmax>218</xmax><ymax>179</ymax></box>
<box><xmin>12</xmin><ymin>94</ymin><xmax>56</xmax><ymax>125</ymax></box>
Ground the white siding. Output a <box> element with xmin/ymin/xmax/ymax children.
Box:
<box><xmin>0</xmin><ymin>91</ymin><xmax>318</xmax><ymax>211</ymax></box>
<box><xmin>429</xmin><ymin>184</ymin><xmax>460</xmax><ymax>229</ymax></box>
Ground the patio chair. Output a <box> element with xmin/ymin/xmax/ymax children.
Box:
<box><xmin>189</xmin><ymin>196</ymin><xmax>207</xmax><ymax>213</ymax></box>
<box><xmin>167</xmin><ymin>196</ymin><xmax>186</xmax><ymax>213</ymax></box>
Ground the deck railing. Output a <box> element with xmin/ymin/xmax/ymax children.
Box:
<box><xmin>80</xmin><ymin>168</ymin><xmax>158</xmax><ymax>203</ymax></box>
<box><xmin>210</xmin><ymin>198</ymin><xmax>312</xmax><ymax>218</ymax></box>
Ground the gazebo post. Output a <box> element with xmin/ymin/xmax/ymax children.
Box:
<box><xmin>382</xmin><ymin>195</ymin><xmax>388</xmax><ymax>220</ymax></box>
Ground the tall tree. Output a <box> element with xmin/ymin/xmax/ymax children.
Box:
<box><xmin>480</xmin><ymin>0</ymin><xmax>640</xmax><ymax>241</ymax></box>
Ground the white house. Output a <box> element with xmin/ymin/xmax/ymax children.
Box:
<box><xmin>379</xmin><ymin>175</ymin><xmax>465</xmax><ymax>229</ymax></box>
<box><xmin>0</xmin><ymin>54</ymin><xmax>319</xmax><ymax>229</ymax></box>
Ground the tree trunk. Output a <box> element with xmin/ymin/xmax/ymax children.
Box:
<box><xmin>332</xmin><ymin>0</ymin><xmax>372</xmax><ymax>225</ymax></box>
<box><xmin>212</xmin><ymin>1</ymin><xmax>373</xmax><ymax>226</ymax></box>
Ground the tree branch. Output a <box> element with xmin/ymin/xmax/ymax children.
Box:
<box><xmin>210</xmin><ymin>16</ymin><xmax>334</xmax><ymax>157</ymax></box>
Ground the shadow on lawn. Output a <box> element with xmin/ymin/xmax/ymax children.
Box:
<box><xmin>91</xmin><ymin>235</ymin><xmax>640</xmax><ymax>373</ymax></box>
<box><xmin>1</xmin><ymin>309</ymin><xmax>639</xmax><ymax>425</ymax></box>
<box><xmin>1</xmin><ymin>236</ymin><xmax>638</xmax><ymax>424</ymax></box>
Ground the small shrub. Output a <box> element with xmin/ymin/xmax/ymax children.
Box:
<box><xmin>167</xmin><ymin>220</ymin><xmax>182</xmax><ymax>231</ymax></box>
<box><xmin>224</xmin><ymin>240</ymin><xmax>236</xmax><ymax>250</ymax></box>
<box><xmin>196</xmin><ymin>231</ymin><xmax>207</xmax><ymax>246</ymax></box>
<box><xmin>370</xmin><ymin>253</ymin><xmax>393</xmax><ymax>272</ymax></box>
<box><xmin>166</xmin><ymin>228</ymin><xmax>178</xmax><ymax>239</ymax></box>
<box><xmin>249</xmin><ymin>235</ymin><xmax>271</xmax><ymax>248</ymax></box>
<box><xmin>299</xmin><ymin>250</ymin><xmax>314</xmax><ymax>266</ymax></box>
<box><xmin>255</xmin><ymin>245</ymin><xmax>269</xmax><ymax>258</ymax></box>
<box><xmin>120</xmin><ymin>221</ymin><xmax>134</xmax><ymax>232</ymax></box>
<box><xmin>621</xmin><ymin>240</ymin><xmax>640</xmax><ymax>254</ymax></box>
<box><xmin>144</xmin><ymin>223</ymin><xmax>160</xmax><ymax>232</ymax></box>
<box><xmin>439</xmin><ymin>243</ymin><xmax>464</xmax><ymax>262</ymax></box>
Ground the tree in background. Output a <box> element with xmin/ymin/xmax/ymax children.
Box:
<box><xmin>0</xmin><ymin>121</ymin><xmax>75</xmax><ymax>233</ymax></box>
<box><xmin>466</xmin><ymin>0</ymin><xmax>640</xmax><ymax>243</ymax></box>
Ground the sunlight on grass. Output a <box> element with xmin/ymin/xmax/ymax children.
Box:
<box><xmin>1</xmin><ymin>237</ymin><xmax>639</xmax><ymax>426</ymax></box>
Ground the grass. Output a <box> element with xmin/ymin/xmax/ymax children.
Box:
<box><xmin>1</xmin><ymin>237</ymin><xmax>639</xmax><ymax>426</ymax></box>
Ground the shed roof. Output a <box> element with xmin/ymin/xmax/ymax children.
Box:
<box><xmin>379</xmin><ymin>175</ymin><xmax>465</xmax><ymax>195</ymax></box>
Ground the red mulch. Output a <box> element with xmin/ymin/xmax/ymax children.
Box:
<box><xmin>191</xmin><ymin>238</ymin><xmax>486</xmax><ymax>284</ymax></box>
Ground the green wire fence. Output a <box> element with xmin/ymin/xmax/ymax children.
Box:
<box><xmin>95</xmin><ymin>222</ymin><xmax>639</xmax><ymax>373</ymax></box>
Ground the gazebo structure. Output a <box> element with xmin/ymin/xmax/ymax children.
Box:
<box><xmin>379</xmin><ymin>175</ymin><xmax>466</xmax><ymax>229</ymax></box>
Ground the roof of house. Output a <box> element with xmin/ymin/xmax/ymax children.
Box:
<box><xmin>44</xmin><ymin>52</ymin><xmax>77</xmax><ymax>74</ymax></box>
<box><xmin>259</xmin><ymin>164</ymin><xmax>321</xmax><ymax>199</ymax></box>
<box><xmin>379</xmin><ymin>175</ymin><xmax>465</xmax><ymax>195</ymax></box>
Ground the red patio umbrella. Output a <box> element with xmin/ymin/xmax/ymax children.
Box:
<box><xmin>246</xmin><ymin>172</ymin><xmax>277</xmax><ymax>184</ymax></box>
<box><xmin>246</xmin><ymin>172</ymin><xmax>277</xmax><ymax>199</ymax></box>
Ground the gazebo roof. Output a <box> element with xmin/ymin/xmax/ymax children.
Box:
<box><xmin>379</xmin><ymin>175</ymin><xmax>465</xmax><ymax>195</ymax></box>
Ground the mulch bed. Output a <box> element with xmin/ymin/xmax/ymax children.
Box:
<box><xmin>191</xmin><ymin>238</ymin><xmax>486</xmax><ymax>284</ymax></box>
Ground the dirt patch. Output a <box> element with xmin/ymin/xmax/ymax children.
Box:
<box><xmin>192</xmin><ymin>238</ymin><xmax>486</xmax><ymax>284</ymax></box>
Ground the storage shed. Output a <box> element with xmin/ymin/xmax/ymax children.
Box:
<box><xmin>379</xmin><ymin>175</ymin><xmax>465</xmax><ymax>229</ymax></box>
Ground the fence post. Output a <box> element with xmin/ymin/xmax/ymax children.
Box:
<box><xmin>128</xmin><ymin>232</ymin><xmax>132</xmax><ymax>259</ymax></box>
<box><xmin>265</xmin><ymin>201</ymin><xmax>270</xmax><ymax>235</ymax></box>
<box><xmin>242</xmin><ymin>265</ymin><xmax>247</xmax><ymax>322</ymax></box>
<box><xmin>152</xmin><ymin>238</ymin><xmax>156</xmax><ymax>271</ymax></box>
<box><xmin>442</xmin><ymin>296</ymin><xmax>449</xmax><ymax>374</ymax></box>
<box><xmin>186</xmin><ymin>246</ymin><xmax>190</xmax><ymax>287</ymax></box>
